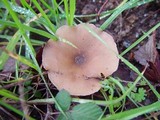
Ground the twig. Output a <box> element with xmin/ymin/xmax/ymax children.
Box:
<box><xmin>97</xmin><ymin>0</ymin><xmax>109</xmax><ymax>21</ymax></box>
<box><xmin>19</xmin><ymin>83</ymin><xmax>29</xmax><ymax>120</ymax></box>
<box><xmin>0</xmin><ymin>72</ymin><xmax>47</xmax><ymax>89</ymax></box>
<box><xmin>0</xmin><ymin>106</ymin><xmax>19</xmax><ymax>120</ymax></box>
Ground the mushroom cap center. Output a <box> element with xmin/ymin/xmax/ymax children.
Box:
<box><xmin>74</xmin><ymin>53</ymin><xmax>86</xmax><ymax>65</ymax></box>
<box><xmin>42</xmin><ymin>23</ymin><xmax>119</xmax><ymax>96</ymax></box>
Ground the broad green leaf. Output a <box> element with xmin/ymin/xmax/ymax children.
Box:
<box><xmin>57</xmin><ymin>112</ymin><xmax>72</xmax><ymax>120</ymax></box>
<box><xmin>71</xmin><ymin>102</ymin><xmax>103</xmax><ymax>120</ymax></box>
<box><xmin>55</xmin><ymin>90</ymin><xmax>71</xmax><ymax>111</ymax></box>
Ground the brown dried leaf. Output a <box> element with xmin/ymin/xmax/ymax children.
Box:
<box><xmin>134</xmin><ymin>32</ymin><xmax>160</xmax><ymax>83</ymax></box>
<box><xmin>0</xmin><ymin>57</ymin><xmax>15</xmax><ymax>80</ymax></box>
<box><xmin>144</xmin><ymin>56</ymin><xmax>160</xmax><ymax>83</ymax></box>
<box><xmin>3</xmin><ymin>57</ymin><xmax>16</xmax><ymax>73</ymax></box>
<box><xmin>134</xmin><ymin>33</ymin><xmax>158</xmax><ymax>66</ymax></box>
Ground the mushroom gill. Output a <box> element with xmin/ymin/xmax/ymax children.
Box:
<box><xmin>42</xmin><ymin>23</ymin><xmax>119</xmax><ymax>96</ymax></box>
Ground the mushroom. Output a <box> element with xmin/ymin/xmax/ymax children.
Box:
<box><xmin>42</xmin><ymin>23</ymin><xmax>119</xmax><ymax>96</ymax></box>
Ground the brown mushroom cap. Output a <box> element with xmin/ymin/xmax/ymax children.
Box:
<box><xmin>42</xmin><ymin>23</ymin><xmax>119</xmax><ymax>96</ymax></box>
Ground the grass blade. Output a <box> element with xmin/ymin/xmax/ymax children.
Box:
<box><xmin>100</xmin><ymin>0</ymin><xmax>139</xmax><ymax>30</ymax></box>
<box><xmin>0</xmin><ymin>30</ymin><xmax>21</xmax><ymax>70</ymax></box>
<box><xmin>120</xmin><ymin>22</ymin><xmax>160</xmax><ymax>56</ymax></box>
<box><xmin>69</xmin><ymin>0</ymin><xmax>76</xmax><ymax>26</ymax></box>
<box><xmin>63</xmin><ymin>0</ymin><xmax>69</xmax><ymax>25</ymax></box>
<box><xmin>2</xmin><ymin>1</ymin><xmax>68</xmax><ymax>118</ymax></box>
<box><xmin>0</xmin><ymin>89</ymin><xmax>19</xmax><ymax>101</ymax></box>
<box><xmin>31</xmin><ymin>0</ymin><xmax>56</xmax><ymax>32</ymax></box>
<box><xmin>0</xmin><ymin>20</ymin><xmax>57</xmax><ymax>40</ymax></box>
<box><xmin>2</xmin><ymin>48</ymin><xmax>38</xmax><ymax>71</ymax></box>
<box><xmin>103</xmin><ymin>101</ymin><xmax>160</xmax><ymax>120</ymax></box>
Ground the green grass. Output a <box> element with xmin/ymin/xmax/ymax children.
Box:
<box><xmin>0</xmin><ymin>0</ymin><xmax>159</xmax><ymax>120</ymax></box>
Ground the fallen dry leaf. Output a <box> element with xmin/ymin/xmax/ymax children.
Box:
<box><xmin>134</xmin><ymin>33</ymin><xmax>158</xmax><ymax>66</ymax></box>
<box><xmin>144</xmin><ymin>56</ymin><xmax>160</xmax><ymax>83</ymax></box>
<box><xmin>134</xmin><ymin>32</ymin><xmax>160</xmax><ymax>83</ymax></box>
<box><xmin>0</xmin><ymin>57</ymin><xmax>15</xmax><ymax>80</ymax></box>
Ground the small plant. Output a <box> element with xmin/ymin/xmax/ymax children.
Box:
<box><xmin>125</xmin><ymin>82</ymin><xmax>147</xmax><ymax>103</ymax></box>
<box><xmin>55</xmin><ymin>90</ymin><xmax>103</xmax><ymax>120</ymax></box>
